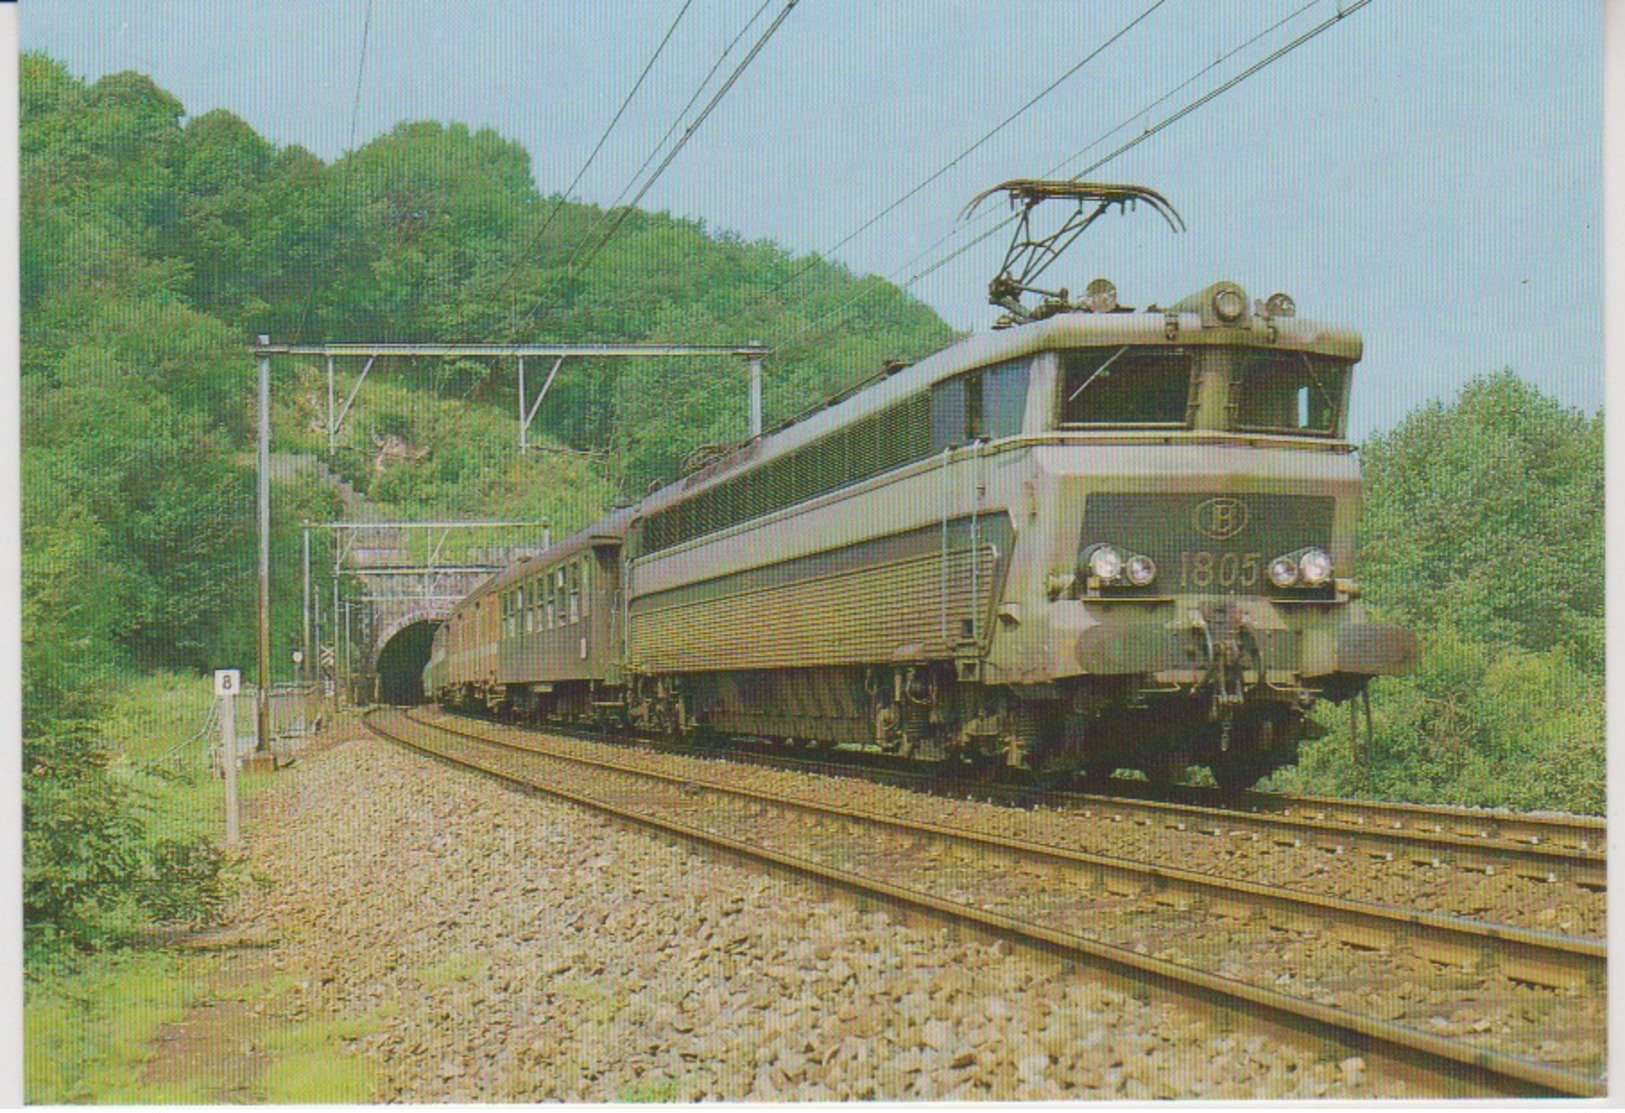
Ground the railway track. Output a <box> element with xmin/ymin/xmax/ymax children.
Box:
<box><xmin>441</xmin><ymin>708</ymin><xmax>1607</xmax><ymax>898</ymax></box>
<box><xmin>1195</xmin><ymin>787</ymin><xmax>1602</xmax><ymax>854</ymax></box>
<box><xmin>367</xmin><ymin>708</ymin><xmax>1606</xmax><ymax>1097</ymax></box>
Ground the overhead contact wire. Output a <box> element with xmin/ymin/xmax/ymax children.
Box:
<box><xmin>771</xmin><ymin>0</ymin><xmax>1367</xmax><ymax>365</ymax></box>
<box><xmin>505</xmin><ymin>0</ymin><xmax>774</xmax><ymax>339</ymax></box>
<box><xmin>765</xmin><ymin>0</ymin><xmax>1169</xmax><ymax>303</ymax></box>
<box><xmin>347</xmin><ymin>0</ymin><xmax>374</xmax><ymax>156</ymax></box>
<box><xmin>501</xmin><ymin>0</ymin><xmax>697</xmax><ymax>338</ymax></box>
<box><xmin>293</xmin><ymin>0</ymin><xmax>375</xmax><ymax>344</ymax></box>
<box><xmin>509</xmin><ymin>0</ymin><xmax>798</xmax><ymax>339</ymax></box>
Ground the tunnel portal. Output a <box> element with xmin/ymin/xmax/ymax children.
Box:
<box><xmin>374</xmin><ymin>620</ymin><xmax>441</xmax><ymax>704</ymax></box>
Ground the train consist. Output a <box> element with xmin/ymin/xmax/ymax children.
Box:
<box><xmin>425</xmin><ymin>183</ymin><xmax>1415</xmax><ymax>788</ymax></box>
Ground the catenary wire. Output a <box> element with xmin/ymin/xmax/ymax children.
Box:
<box><xmin>507</xmin><ymin>0</ymin><xmax>800</xmax><ymax>339</ymax></box>
<box><xmin>769</xmin><ymin>0</ymin><xmax>1337</xmax><ymax>360</ymax></box>
<box><xmin>292</xmin><ymin>0</ymin><xmax>376</xmax><ymax>344</ymax></box>
<box><xmin>763</xmin><ymin>0</ymin><xmax>1170</xmax><ymax>303</ymax></box>
<box><xmin>499</xmin><ymin>0</ymin><xmax>698</xmax><ymax>338</ymax></box>
<box><xmin>506</xmin><ymin>0</ymin><xmax>776</xmax><ymax>341</ymax></box>
<box><xmin>805</xmin><ymin>0</ymin><xmax>1340</xmax><ymax>343</ymax></box>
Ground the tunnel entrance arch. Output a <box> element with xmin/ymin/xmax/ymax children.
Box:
<box><xmin>374</xmin><ymin>619</ymin><xmax>442</xmax><ymax>704</ymax></box>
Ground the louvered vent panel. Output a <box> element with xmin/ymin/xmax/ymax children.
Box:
<box><xmin>630</xmin><ymin>546</ymin><xmax>997</xmax><ymax>672</ymax></box>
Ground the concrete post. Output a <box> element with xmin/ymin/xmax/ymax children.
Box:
<box><xmin>326</xmin><ymin>354</ymin><xmax>336</xmax><ymax>455</ymax></box>
<box><xmin>220</xmin><ymin>690</ymin><xmax>240</xmax><ymax>849</ymax></box>
<box><xmin>517</xmin><ymin>356</ymin><xmax>527</xmax><ymax>451</ymax></box>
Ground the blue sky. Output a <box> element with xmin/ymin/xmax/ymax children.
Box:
<box><xmin>21</xmin><ymin>0</ymin><xmax>1603</xmax><ymax>437</ymax></box>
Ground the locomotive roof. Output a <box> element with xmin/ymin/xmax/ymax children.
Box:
<box><xmin>632</xmin><ymin>282</ymin><xmax>1361</xmax><ymax>520</ymax></box>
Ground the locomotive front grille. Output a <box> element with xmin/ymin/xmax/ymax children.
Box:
<box><xmin>1079</xmin><ymin>493</ymin><xmax>1335</xmax><ymax>596</ymax></box>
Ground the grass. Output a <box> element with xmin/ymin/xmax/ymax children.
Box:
<box><xmin>257</xmin><ymin>1015</ymin><xmax>382</xmax><ymax>1104</ymax></box>
<box><xmin>26</xmin><ymin>674</ymin><xmax>381</xmax><ymax>1103</ymax></box>
<box><xmin>26</xmin><ymin>947</ymin><xmax>385</xmax><ymax>1104</ymax></box>
<box><xmin>100</xmin><ymin>670</ymin><xmax>216</xmax><ymax>763</ymax></box>
<box><xmin>24</xmin><ymin>949</ymin><xmax>218</xmax><ymax>1104</ymax></box>
<box><xmin>620</xmin><ymin>1074</ymin><xmax>684</xmax><ymax>1103</ymax></box>
<box><xmin>97</xmin><ymin>669</ymin><xmax>295</xmax><ymax>846</ymax></box>
<box><xmin>413</xmin><ymin>953</ymin><xmax>488</xmax><ymax>991</ymax></box>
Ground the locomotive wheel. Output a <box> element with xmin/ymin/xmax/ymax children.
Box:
<box><xmin>659</xmin><ymin>700</ymin><xmax>685</xmax><ymax>738</ymax></box>
<box><xmin>1208</xmin><ymin>720</ymin><xmax>1299</xmax><ymax>790</ymax></box>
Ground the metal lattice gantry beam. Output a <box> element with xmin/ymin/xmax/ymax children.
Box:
<box><xmin>250</xmin><ymin>340</ymin><xmax>770</xmax><ymax>453</ymax></box>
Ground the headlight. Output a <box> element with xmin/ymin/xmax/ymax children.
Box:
<box><xmin>1268</xmin><ymin>556</ymin><xmax>1299</xmax><ymax>588</ymax></box>
<box><xmin>1125</xmin><ymin>554</ymin><xmax>1157</xmax><ymax>587</ymax></box>
<box><xmin>1299</xmin><ymin>548</ymin><xmax>1333</xmax><ymax>586</ymax></box>
<box><xmin>1213</xmin><ymin>287</ymin><xmax>1246</xmax><ymax>323</ymax></box>
<box><xmin>1085</xmin><ymin>277</ymin><xmax>1118</xmax><ymax>314</ymax></box>
<box><xmin>1087</xmin><ymin>545</ymin><xmax>1123</xmax><ymax>582</ymax></box>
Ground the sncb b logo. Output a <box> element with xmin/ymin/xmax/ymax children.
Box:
<box><xmin>1193</xmin><ymin>497</ymin><xmax>1248</xmax><ymax>541</ymax></box>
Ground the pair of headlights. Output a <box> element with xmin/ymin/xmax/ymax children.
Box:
<box><xmin>1269</xmin><ymin>547</ymin><xmax>1333</xmax><ymax>588</ymax></box>
<box><xmin>1082</xmin><ymin>543</ymin><xmax>1334</xmax><ymax>590</ymax></box>
<box><xmin>1082</xmin><ymin>544</ymin><xmax>1157</xmax><ymax>587</ymax></box>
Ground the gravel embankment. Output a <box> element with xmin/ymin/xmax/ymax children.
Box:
<box><xmin>229</xmin><ymin>730</ymin><xmax>1427</xmax><ymax>1100</ymax></box>
<box><xmin>380</xmin><ymin>716</ymin><xmax>1606</xmax><ymax>1076</ymax></box>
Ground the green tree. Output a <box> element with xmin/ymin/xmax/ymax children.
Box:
<box><xmin>1358</xmin><ymin>371</ymin><xmax>1604</xmax><ymax>669</ymax></box>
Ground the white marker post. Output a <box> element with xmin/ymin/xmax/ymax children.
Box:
<box><xmin>215</xmin><ymin>669</ymin><xmax>241</xmax><ymax>850</ymax></box>
<box><xmin>292</xmin><ymin>649</ymin><xmax>305</xmax><ymax>737</ymax></box>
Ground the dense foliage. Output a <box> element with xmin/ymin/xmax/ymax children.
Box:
<box><xmin>19</xmin><ymin>53</ymin><xmax>953</xmax><ymax>954</ymax></box>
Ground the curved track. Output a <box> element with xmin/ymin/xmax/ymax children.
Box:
<box><xmin>368</xmin><ymin>707</ymin><xmax>1606</xmax><ymax>1097</ymax></box>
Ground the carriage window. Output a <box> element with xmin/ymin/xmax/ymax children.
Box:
<box><xmin>1059</xmin><ymin>348</ymin><xmax>1193</xmax><ymax>426</ymax></box>
<box><xmin>1233</xmin><ymin>352</ymin><xmax>1348</xmax><ymax>435</ymax></box>
<box><xmin>568</xmin><ymin>563</ymin><xmax>582</xmax><ymax>624</ymax></box>
<box><xmin>523</xmin><ymin>585</ymin><xmax>534</xmax><ymax>634</ymax></box>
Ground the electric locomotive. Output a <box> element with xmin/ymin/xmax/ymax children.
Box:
<box><xmin>428</xmin><ymin>182</ymin><xmax>1415</xmax><ymax>788</ymax></box>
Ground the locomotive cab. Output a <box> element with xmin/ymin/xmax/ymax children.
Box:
<box><xmin>993</xmin><ymin>280</ymin><xmax>1416</xmax><ymax>786</ymax></box>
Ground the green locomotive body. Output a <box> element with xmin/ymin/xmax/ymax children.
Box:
<box><xmin>428</xmin><ymin>274</ymin><xmax>1414</xmax><ymax>787</ymax></box>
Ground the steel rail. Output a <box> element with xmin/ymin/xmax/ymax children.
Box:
<box><xmin>369</xmin><ymin>709</ymin><xmax>1604</xmax><ymax>1097</ymax></box>
<box><xmin>1045</xmin><ymin>789</ymin><xmax>1607</xmax><ymax>890</ymax></box>
<box><xmin>438</xmin><ymin>708</ymin><xmax>1605</xmax><ymax>890</ymax></box>
<box><xmin>1234</xmin><ymin>789</ymin><xmax>1605</xmax><ymax>849</ymax></box>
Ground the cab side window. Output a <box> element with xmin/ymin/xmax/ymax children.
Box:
<box><xmin>931</xmin><ymin>358</ymin><xmax>1030</xmax><ymax>451</ymax></box>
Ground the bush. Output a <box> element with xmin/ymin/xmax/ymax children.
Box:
<box><xmin>24</xmin><ymin>718</ymin><xmax>231</xmax><ymax>959</ymax></box>
<box><xmin>1273</xmin><ymin>626</ymin><xmax>1605</xmax><ymax>814</ymax></box>
<box><xmin>23</xmin><ymin>721</ymin><xmax>147</xmax><ymax>954</ymax></box>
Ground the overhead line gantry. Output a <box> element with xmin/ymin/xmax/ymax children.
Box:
<box><xmin>253</xmin><ymin>340</ymin><xmax>771</xmax><ymax>452</ymax></box>
<box><xmin>250</xmin><ymin>338</ymin><xmax>770</xmax><ymax>747</ymax></box>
